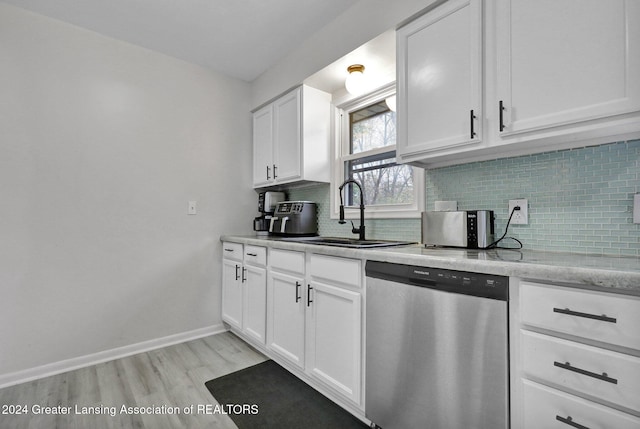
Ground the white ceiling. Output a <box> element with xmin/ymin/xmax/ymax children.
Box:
<box><xmin>0</xmin><ymin>0</ymin><xmax>360</xmax><ymax>82</ymax></box>
<box><xmin>305</xmin><ymin>29</ymin><xmax>396</xmax><ymax>96</ymax></box>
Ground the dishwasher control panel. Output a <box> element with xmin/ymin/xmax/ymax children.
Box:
<box><xmin>366</xmin><ymin>261</ymin><xmax>508</xmax><ymax>301</ymax></box>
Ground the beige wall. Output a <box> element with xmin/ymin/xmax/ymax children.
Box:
<box><xmin>0</xmin><ymin>3</ymin><xmax>255</xmax><ymax>384</ymax></box>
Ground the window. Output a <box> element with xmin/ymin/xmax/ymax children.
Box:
<box><xmin>333</xmin><ymin>85</ymin><xmax>424</xmax><ymax>219</ymax></box>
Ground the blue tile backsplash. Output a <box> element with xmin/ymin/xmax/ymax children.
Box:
<box><xmin>288</xmin><ymin>140</ymin><xmax>639</xmax><ymax>256</ymax></box>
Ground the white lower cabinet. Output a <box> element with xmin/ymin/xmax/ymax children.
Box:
<box><xmin>223</xmin><ymin>243</ymin><xmax>365</xmax><ymax>412</ymax></box>
<box><xmin>221</xmin><ymin>242</ymin><xmax>243</xmax><ymax>330</ymax></box>
<box><xmin>243</xmin><ymin>262</ymin><xmax>267</xmax><ymax>344</ymax></box>
<box><xmin>264</xmin><ymin>249</ymin><xmax>363</xmax><ymax>407</ymax></box>
<box><xmin>267</xmin><ymin>270</ymin><xmax>306</xmax><ymax>369</ymax></box>
<box><xmin>306</xmin><ymin>256</ymin><xmax>362</xmax><ymax>404</ymax></box>
<box><xmin>512</xmin><ymin>279</ymin><xmax>640</xmax><ymax>428</ymax></box>
<box><xmin>221</xmin><ymin>243</ymin><xmax>267</xmax><ymax>344</ymax></box>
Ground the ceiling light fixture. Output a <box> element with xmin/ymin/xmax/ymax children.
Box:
<box><xmin>385</xmin><ymin>95</ymin><xmax>397</xmax><ymax>112</ymax></box>
<box><xmin>345</xmin><ymin>64</ymin><xmax>366</xmax><ymax>95</ymax></box>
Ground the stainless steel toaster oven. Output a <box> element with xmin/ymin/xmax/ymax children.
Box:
<box><xmin>422</xmin><ymin>210</ymin><xmax>495</xmax><ymax>249</ymax></box>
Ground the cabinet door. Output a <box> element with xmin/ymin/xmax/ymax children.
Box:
<box><xmin>243</xmin><ymin>264</ymin><xmax>267</xmax><ymax>344</ymax></box>
<box><xmin>266</xmin><ymin>271</ymin><xmax>305</xmax><ymax>369</ymax></box>
<box><xmin>397</xmin><ymin>0</ymin><xmax>482</xmax><ymax>158</ymax></box>
<box><xmin>221</xmin><ymin>258</ymin><xmax>243</xmax><ymax>329</ymax></box>
<box><xmin>306</xmin><ymin>281</ymin><xmax>362</xmax><ymax>404</ymax></box>
<box><xmin>252</xmin><ymin>104</ymin><xmax>274</xmax><ymax>187</ymax></box>
<box><xmin>273</xmin><ymin>87</ymin><xmax>301</xmax><ymax>183</ymax></box>
<box><xmin>495</xmin><ymin>0</ymin><xmax>640</xmax><ymax>137</ymax></box>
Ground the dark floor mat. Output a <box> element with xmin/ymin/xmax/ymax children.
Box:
<box><xmin>205</xmin><ymin>360</ymin><xmax>368</xmax><ymax>429</ymax></box>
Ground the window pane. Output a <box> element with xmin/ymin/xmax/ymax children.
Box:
<box><xmin>350</xmin><ymin>100</ymin><xmax>396</xmax><ymax>154</ymax></box>
<box><xmin>345</xmin><ymin>155</ymin><xmax>414</xmax><ymax>206</ymax></box>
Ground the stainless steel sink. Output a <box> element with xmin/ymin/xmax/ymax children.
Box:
<box><xmin>283</xmin><ymin>236</ymin><xmax>415</xmax><ymax>248</ymax></box>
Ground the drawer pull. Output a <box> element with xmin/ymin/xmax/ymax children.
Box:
<box><xmin>553</xmin><ymin>307</ymin><xmax>617</xmax><ymax>323</ymax></box>
<box><xmin>307</xmin><ymin>284</ymin><xmax>313</xmax><ymax>307</ymax></box>
<box><xmin>224</xmin><ymin>248</ymin><xmax>234</xmax><ymax>252</ymax></box>
<box><xmin>246</xmin><ymin>253</ymin><xmax>258</xmax><ymax>257</ymax></box>
<box><xmin>554</xmin><ymin>361</ymin><xmax>618</xmax><ymax>384</ymax></box>
<box><xmin>556</xmin><ymin>415</ymin><xmax>590</xmax><ymax>429</ymax></box>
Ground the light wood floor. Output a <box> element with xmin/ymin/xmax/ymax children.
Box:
<box><xmin>0</xmin><ymin>331</ymin><xmax>267</xmax><ymax>429</ymax></box>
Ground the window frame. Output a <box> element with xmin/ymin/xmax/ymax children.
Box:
<box><xmin>330</xmin><ymin>83</ymin><xmax>424</xmax><ymax>220</ymax></box>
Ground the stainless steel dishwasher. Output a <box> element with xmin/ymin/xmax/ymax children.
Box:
<box><xmin>365</xmin><ymin>261</ymin><xmax>509</xmax><ymax>429</ymax></box>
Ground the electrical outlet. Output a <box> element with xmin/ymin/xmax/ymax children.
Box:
<box><xmin>508</xmin><ymin>199</ymin><xmax>528</xmax><ymax>225</ymax></box>
<box><xmin>188</xmin><ymin>201</ymin><xmax>197</xmax><ymax>215</ymax></box>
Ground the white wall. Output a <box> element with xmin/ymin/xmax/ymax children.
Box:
<box><xmin>0</xmin><ymin>3</ymin><xmax>255</xmax><ymax>383</ymax></box>
<box><xmin>250</xmin><ymin>0</ymin><xmax>437</xmax><ymax>108</ymax></box>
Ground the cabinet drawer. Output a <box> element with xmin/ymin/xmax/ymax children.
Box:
<box><xmin>521</xmin><ymin>330</ymin><xmax>640</xmax><ymax>413</ymax></box>
<box><xmin>244</xmin><ymin>245</ymin><xmax>266</xmax><ymax>267</ymax></box>
<box><xmin>309</xmin><ymin>254</ymin><xmax>361</xmax><ymax>288</ymax></box>
<box><xmin>270</xmin><ymin>248</ymin><xmax>305</xmax><ymax>275</ymax></box>
<box><xmin>222</xmin><ymin>242</ymin><xmax>243</xmax><ymax>261</ymax></box>
<box><xmin>522</xmin><ymin>379</ymin><xmax>640</xmax><ymax>429</ymax></box>
<box><xmin>520</xmin><ymin>281</ymin><xmax>640</xmax><ymax>350</ymax></box>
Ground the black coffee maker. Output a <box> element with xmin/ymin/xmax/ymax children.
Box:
<box><xmin>254</xmin><ymin>191</ymin><xmax>286</xmax><ymax>235</ymax></box>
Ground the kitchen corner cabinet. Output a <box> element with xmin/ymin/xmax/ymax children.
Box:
<box><xmin>252</xmin><ymin>85</ymin><xmax>331</xmax><ymax>188</ymax></box>
<box><xmin>221</xmin><ymin>242</ymin><xmax>268</xmax><ymax>344</ymax></box>
<box><xmin>221</xmin><ymin>242</ymin><xmax>243</xmax><ymax>329</ymax></box>
<box><xmin>510</xmin><ymin>279</ymin><xmax>640</xmax><ymax>429</ymax></box>
<box><xmin>397</xmin><ymin>0</ymin><xmax>640</xmax><ymax>168</ymax></box>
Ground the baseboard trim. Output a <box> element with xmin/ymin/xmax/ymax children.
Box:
<box><xmin>0</xmin><ymin>324</ymin><xmax>227</xmax><ymax>389</ymax></box>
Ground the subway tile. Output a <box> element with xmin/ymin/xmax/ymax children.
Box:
<box><xmin>287</xmin><ymin>140</ymin><xmax>639</xmax><ymax>256</ymax></box>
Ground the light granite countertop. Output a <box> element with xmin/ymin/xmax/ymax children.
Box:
<box><xmin>221</xmin><ymin>235</ymin><xmax>640</xmax><ymax>294</ymax></box>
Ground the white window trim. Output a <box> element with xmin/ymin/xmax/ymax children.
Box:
<box><xmin>330</xmin><ymin>83</ymin><xmax>425</xmax><ymax>220</ymax></box>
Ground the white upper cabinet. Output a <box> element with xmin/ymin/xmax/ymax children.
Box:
<box><xmin>397</xmin><ymin>0</ymin><xmax>640</xmax><ymax>168</ymax></box>
<box><xmin>252</xmin><ymin>106</ymin><xmax>274</xmax><ymax>188</ymax></box>
<box><xmin>272</xmin><ymin>89</ymin><xmax>302</xmax><ymax>183</ymax></box>
<box><xmin>252</xmin><ymin>85</ymin><xmax>331</xmax><ymax>188</ymax></box>
<box><xmin>397</xmin><ymin>0</ymin><xmax>483</xmax><ymax>161</ymax></box>
<box><xmin>493</xmin><ymin>0</ymin><xmax>640</xmax><ymax>144</ymax></box>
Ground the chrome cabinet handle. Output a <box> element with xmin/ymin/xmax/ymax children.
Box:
<box><xmin>224</xmin><ymin>248</ymin><xmax>234</xmax><ymax>252</ymax></box>
<box><xmin>499</xmin><ymin>100</ymin><xmax>506</xmax><ymax>132</ymax></box>
<box><xmin>246</xmin><ymin>253</ymin><xmax>258</xmax><ymax>257</ymax></box>
<box><xmin>470</xmin><ymin>109</ymin><xmax>477</xmax><ymax>139</ymax></box>
<box><xmin>553</xmin><ymin>307</ymin><xmax>617</xmax><ymax>323</ymax></box>
<box><xmin>556</xmin><ymin>415</ymin><xmax>590</xmax><ymax>429</ymax></box>
<box><xmin>273</xmin><ymin>164</ymin><xmax>278</xmax><ymax>179</ymax></box>
<box><xmin>295</xmin><ymin>282</ymin><xmax>301</xmax><ymax>303</ymax></box>
<box><xmin>307</xmin><ymin>284</ymin><xmax>313</xmax><ymax>307</ymax></box>
<box><xmin>235</xmin><ymin>265</ymin><xmax>240</xmax><ymax>281</ymax></box>
<box><xmin>241</xmin><ymin>267</ymin><xmax>247</xmax><ymax>283</ymax></box>
<box><xmin>554</xmin><ymin>361</ymin><xmax>618</xmax><ymax>384</ymax></box>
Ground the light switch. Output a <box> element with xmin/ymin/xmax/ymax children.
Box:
<box><xmin>634</xmin><ymin>194</ymin><xmax>640</xmax><ymax>224</ymax></box>
<box><xmin>188</xmin><ymin>201</ymin><xmax>197</xmax><ymax>215</ymax></box>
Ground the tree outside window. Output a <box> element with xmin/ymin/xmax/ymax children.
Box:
<box><xmin>344</xmin><ymin>99</ymin><xmax>414</xmax><ymax>207</ymax></box>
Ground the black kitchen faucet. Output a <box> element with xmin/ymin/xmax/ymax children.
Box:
<box><xmin>338</xmin><ymin>179</ymin><xmax>365</xmax><ymax>241</ymax></box>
